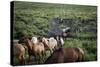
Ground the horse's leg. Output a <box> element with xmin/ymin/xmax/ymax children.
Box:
<box><xmin>36</xmin><ymin>53</ymin><xmax>41</xmax><ymax>64</ymax></box>
<box><xmin>18</xmin><ymin>54</ymin><xmax>24</xmax><ymax>65</ymax></box>
<box><xmin>21</xmin><ymin>55</ymin><xmax>26</xmax><ymax>64</ymax></box>
<box><xmin>39</xmin><ymin>53</ymin><xmax>43</xmax><ymax>64</ymax></box>
<box><xmin>39</xmin><ymin>54</ymin><xmax>42</xmax><ymax>64</ymax></box>
<box><xmin>36</xmin><ymin>54</ymin><xmax>40</xmax><ymax>64</ymax></box>
<box><xmin>43</xmin><ymin>51</ymin><xmax>46</xmax><ymax>56</ymax></box>
<box><xmin>41</xmin><ymin>51</ymin><xmax>45</xmax><ymax>62</ymax></box>
<box><xmin>49</xmin><ymin>48</ymin><xmax>53</xmax><ymax>54</ymax></box>
<box><xmin>42</xmin><ymin>50</ymin><xmax>47</xmax><ymax>63</ymax></box>
<box><xmin>35</xmin><ymin>54</ymin><xmax>38</xmax><ymax>64</ymax></box>
<box><xmin>28</xmin><ymin>55</ymin><xmax>32</xmax><ymax>64</ymax></box>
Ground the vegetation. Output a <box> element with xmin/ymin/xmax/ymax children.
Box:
<box><xmin>13</xmin><ymin>1</ymin><xmax>97</xmax><ymax>65</ymax></box>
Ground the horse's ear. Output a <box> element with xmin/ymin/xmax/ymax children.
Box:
<box><xmin>28</xmin><ymin>37</ymin><xmax>32</xmax><ymax>40</ymax></box>
<box><xmin>18</xmin><ymin>37</ymin><xmax>25</xmax><ymax>43</ymax></box>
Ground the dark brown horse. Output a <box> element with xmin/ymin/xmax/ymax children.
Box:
<box><xmin>44</xmin><ymin>47</ymin><xmax>84</xmax><ymax>64</ymax></box>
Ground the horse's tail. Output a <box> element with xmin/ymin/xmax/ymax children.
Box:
<box><xmin>75</xmin><ymin>47</ymin><xmax>84</xmax><ymax>61</ymax></box>
<box><xmin>77</xmin><ymin>47</ymin><xmax>84</xmax><ymax>55</ymax></box>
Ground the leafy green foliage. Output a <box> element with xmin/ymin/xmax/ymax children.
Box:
<box><xmin>13</xmin><ymin>1</ymin><xmax>97</xmax><ymax>39</ymax></box>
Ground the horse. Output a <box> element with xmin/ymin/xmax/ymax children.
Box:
<box><xmin>44</xmin><ymin>47</ymin><xmax>84</xmax><ymax>64</ymax></box>
<box><xmin>13</xmin><ymin>43</ymin><xmax>26</xmax><ymax>65</ymax></box>
<box><xmin>22</xmin><ymin>37</ymin><xmax>45</xmax><ymax>64</ymax></box>
<box><xmin>42</xmin><ymin>37</ymin><xmax>58</xmax><ymax>54</ymax></box>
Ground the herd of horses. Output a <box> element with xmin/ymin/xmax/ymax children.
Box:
<box><xmin>13</xmin><ymin>35</ymin><xmax>84</xmax><ymax>65</ymax></box>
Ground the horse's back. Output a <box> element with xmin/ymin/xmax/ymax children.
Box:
<box><xmin>45</xmin><ymin>48</ymin><xmax>82</xmax><ymax>63</ymax></box>
<box><xmin>14</xmin><ymin>44</ymin><xmax>25</xmax><ymax>56</ymax></box>
<box><xmin>61</xmin><ymin>48</ymin><xmax>78</xmax><ymax>62</ymax></box>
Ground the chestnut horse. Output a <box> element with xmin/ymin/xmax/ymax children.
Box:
<box><xmin>42</xmin><ymin>37</ymin><xmax>58</xmax><ymax>54</ymax></box>
<box><xmin>13</xmin><ymin>43</ymin><xmax>25</xmax><ymax>65</ymax></box>
<box><xmin>44</xmin><ymin>47</ymin><xmax>84</xmax><ymax>64</ymax></box>
<box><xmin>22</xmin><ymin>37</ymin><xmax>45</xmax><ymax>64</ymax></box>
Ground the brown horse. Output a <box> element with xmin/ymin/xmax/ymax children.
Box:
<box><xmin>42</xmin><ymin>37</ymin><xmax>58</xmax><ymax>54</ymax></box>
<box><xmin>44</xmin><ymin>47</ymin><xmax>84</xmax><ymax>64</ymax></box>
<box><xmin>13</xmin><ymin>43</ymin><xmax>26</xmax><ymax>65</ymax></box>
<box><xmin>22</xmin><ymin>37</ymin><xmax>45</xmax><ymax>64</ymax></box>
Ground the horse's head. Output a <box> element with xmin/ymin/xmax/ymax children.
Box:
<box><xmin>42</xmin><ymin>37</ymin><xmax>49</xmax><ymax>47</ymax></box>
<box><xmin>21</xmin><ymin>37</ymin><xmax>33</xmax><ymax>51</ymax></box>
<box><xmin>49</xmin><ymin>37</ymin><xmax>55</xmax><ymax>42</ymax></box>
<box><xmin>31</xmin><ymin>36</ymin><xmax>38</xmax><ymax>44</ymax></box>
<box><xmin>18</xmin><ymin>37</ymin><xmax>25</xmax><ymax>44</ymax></box>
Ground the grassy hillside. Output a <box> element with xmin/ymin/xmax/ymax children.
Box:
<box><xmin>13</xmin><ymin>1</ymin><xmax>97</xmax><ymax>38</ymax></box>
